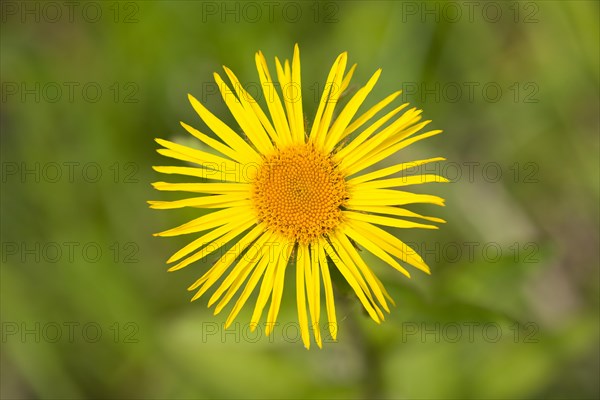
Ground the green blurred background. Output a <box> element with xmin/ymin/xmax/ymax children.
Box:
<box><xmin>1</xmin><ymin>1</ymin><xmax>598</xmax><ymax>399</ymax></box>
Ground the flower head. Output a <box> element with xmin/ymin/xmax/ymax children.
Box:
<box><xmin>150</xmin><ymin>44</ymin><xmax>447</xmax><ymax>349</ymax></box>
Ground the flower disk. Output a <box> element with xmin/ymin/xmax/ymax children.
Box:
<box><xmin>252</xmin><ymin>143</ymin><xmax>347</xmax><ymax>244</ymax></box>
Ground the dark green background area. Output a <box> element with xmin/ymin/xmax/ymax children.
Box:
<box><xmin>1</xmin><ymin>1</ymin><xmax>598</xmax><ymax>399</ymax></box>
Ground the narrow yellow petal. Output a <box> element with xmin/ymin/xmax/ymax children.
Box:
<box><xmin>347</xmin><ymin>129</ymin><xmax>443</xmax><ymax>177</ymax></box>
<box><xmin>151</xmin><ymin>182</ymin><xmax>250</xmax><ymax>194</ymax></box>
<box><xmin>169</xmin><ymin>215</ymin><xmax>256</xmax><ymax>269</ymax></box>
<box><xmin>323</xmin><ymin>68</ymin><xmax>382</xmax><ymax>152</ymax></box>
<box><xmin>224</xmin><ymin>252</ymin><xmax>271</xmax><ymax>329</ymax></box>
<box><xmin>296</xmin><ymin>244</ymin><xmax>311</xmax><ymax>349</ymax></box>
<box><xmin>346</xmin><ymin>189</ymin><xmax>445</xmax><ymax>207</ymax></box>
<box><xmin>266</xmin><ymin>240</ymin><xmax>294</xmax><ymax>336</ymax></box>
<box><xmin>322</xmin><ymin>239</ymin><xmax>381</xmax><ymax>324</ymax></box>
<box><xmin>152</xmin><ymin>165</ymin><xmax>246</xmax><ymax>183</ymax></box>
<box><xmin>180</xmin><ymin>121</ymin><xmax>241</xmax><ymax>163</ymax></box>
<box><xmin>344</xmin><ymin>205</ymin><xmax>446</xmax><ymax>224</ymax></box>
<box><xmin>148</xmin><ymin>194</ymin><xmax>250</xmax><ymax>210</ymax></box>
<box><xmin>354</xmin><ymin>174</ymin><xmax>449</xmax><ymax>190</ymax></box>
<box><xmin>187</xmin><ymin>94</ymin><xmax>261</xmax><ymax>164</ymax></box>
<box><xmin>209</xmin><ymin>230</ymin><xmax>274</xmax><ymax>309</ymax></box>
<box><xmin>350</xmin><ymin>219</ymin><xmax>431</xmax><ymax>274</ymax></box>
<box><xmin>291</xmin><ymin>44</ymin><xmax>305</xmax><ymax>144</ymax></box>
<box><xmin>155</xmin><ymin>138</ymin><xmax>241</xmax><ymax>175</ymax></box>
<box><xmin>333</xmin><ymin>104</ymin><xmax>409</xmax><ymax>163</ymax></box>
<box><xmin>212</xmin><ymin>73</ymin><xmax>273</xmax><ymax>155</ymax></box>
<box><xmin>339</xmin><ymin>63</ymin><xmax>357</xmax><ymax>95</ymax></box>
<box><xmin>255</xmin><ymin>51</ymin><xmax>291</xmax><ymax>146</ymax></box>
<box><xmin>275</xmin><ymin>57</ymin><xmax>296</xmax><ymax>142</ymax></box>
<box><xmin>347</xmin><ymin>157</ymin><xmax>446</xmax><ymax>185</ymax></box>
<box><xmin>190</xmin><ymin>223</ymin><xmax>267</xmax><ymax>300</ymax></box>
<box><xmin>250</xmin><ymin>245</ymin><xmax>280</xmax><ymax>330</ymax></box>
<box><xmin>308</xmin><ymin>52</ymin><xmax>346</xmax><ymax>144</ymax></box>
<box><xmin>333</xmin><ymin>230</ymin><xmax>390</xmax><ymax>313</ymax></box>
<box><xmin>314</xmin><ymin>53</ymin><xmax>348</xmax><ymax>148</ymax></box>
<box><xmin>338</xmin><ymin>112</ymin><xmax>425</xmax><ymax>172</ymax></box>
<box><xmin>317</xmin><ymin>243</ymin><xmax>337</xmax><ymax>341</ymax></box>
<box><xmin>343</xmin><ymin>210</ymin><xmax>439</xmax><ymax>230</ymax></box>
<box><xmin>338</xmin><ymin>91</ymin><xmax>402</xmax><ymax>146</ymax></box>
<box><xmin>222</xmin><ymin>66</ymin><xmax>277</xmax><ymax>149</ymax></box>
<box><xmin>155</xmin><ymin>207</ymin><xmax>251</xmax><ymax>237</ymax></box>
<box><xmin>344</xmin><ymin>224</ymin><xmax>411</xmax><ymax>278</ymax></box>
<box><xmin>309</xmin><ymin>242</ymin><xmax>322</xmax><ymax>347</ymax></box>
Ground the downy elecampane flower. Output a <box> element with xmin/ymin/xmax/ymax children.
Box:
<box><xmin>150</xmin><ymin>44</ymin><xmax>447</xmax><ymax>349</ymax></box>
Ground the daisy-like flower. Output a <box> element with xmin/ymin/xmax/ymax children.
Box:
<box><xmin>150</xmin><ymin>44</ymin><xmax>447</xmax><ymax>349</ymax></box>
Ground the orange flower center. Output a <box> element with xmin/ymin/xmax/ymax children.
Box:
<box><xmin>251</xmin><ymin>143</ymin><xmax>347</xmax><ymax>244</ymax></box>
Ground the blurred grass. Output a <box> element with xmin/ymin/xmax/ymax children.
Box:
<box><xmin>1</xmin><ymin>1</ymin><xmax>599</xmax><ymax>399</ymax></box>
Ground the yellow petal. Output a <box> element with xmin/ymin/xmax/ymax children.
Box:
<box><xmin>187</xmin><ymin>94</ymin><xmax>261</xmax><ymax>164</ymax></box>
<box><xmin>322</xmin><ymin>239</ymin><xmax>381</xmax><ymax>324</ymax></box>
<box><xmin>344</xmin><ymin>205</ymin><xmax>446</xmax><ymax>224</ymax></box>
<box><xmin>179</xmin><ymin>121</ymin><xmax>242</xmax><ymax>163</ymax></box>
<box><xmin>169</xmin><ymin>215</ymin><xmax>256</xmax><ymax>269</ymax></box>
<box><xmin>343</xmin><ymin>224</ymin><xmax>411</xmax><ymax>278</ymax></box>
<box><xmin>222</xmin><ymin>65</ymin><xmax>277</xmax><ymax>149</ymax></box>
<box><xmin>275</xmin><ymin>56</ymin><xmax>297</xmax><ymax>144</ymax></box>
<box><xmin>339</xmin><ymin>63</ymin><xmax>357</xmax><ymax>95</ymax></box>
<box><xmin>309</xmin><ymin>52</ymin><xmax>347</xmax><ymax>145</ymax></box>
<box><xmin>347</xmin><ymin>157</ymin><xmax>445</xmax><ymax>185</ymax></box>
<box><xmin>265</xmin><ymin>240</ymin><xmax>294</xmax><ymax>336</ymax></box>
<box><xmin>333</xmin><ymin>230</ymin><xmax>390</xmax><ymax>312</ymax></box>
<box><xmin>314</xmin><ymin>53</ymin><xmax>348</xmax><ymax>148</ymax></box>
<box><xmin>333</xmin><ymin>104</ymin><xmax>409</xmax><ymax>163</ymax></box>
<box><xmin>306</xmin><ymin>242</ymin><xmax>323</xmax><ymax>348</ymax></box>
<box><xmin>210</xmin><ymin>230</ymin><xmax>274</xmax><ymax>310</ymax></box>
<box><xmin>190</xmin><ymin>223</ymin><xmax>267</xmax><ymax>300</ymax></box>
<box><xmin>147</xmin><ymin>194</ymin><xmax>250</xmax><ymax>210</ymax></box>
<box><xmin>348</xmin><ymin>129</ymin><xmax>443</xmax><ymax>177</ymax></box>
<box><xmin>350</xmin><ymin>219</ymin><xmax>431</xmax><ymax>274</ymax></box>
<box><xmin>151</xmin><ymin>181</ymin><xmax>250</xmax><ymax>194</ymax></box>
<box><xmin>225</xmin><ymin>253</ymin><xmax>271</xmax><ymax>329</ymax></box>
<box><xmin>152</xmin><ymin>165</ymin><xmax>246</xmax><ymax>183</ymax></box>
<box><xmin>154</xmin><ymin>207</ymin><xmax>252</xmax><ymax>237</ymax></box>
<box><xmin>212</xmin><ymin>73</ymin><xmax>274</xmax><ymax>155</ymax></box>
<box><xmin>291</xmin><ymin>44</ymin><xmax>305</xmax><ymax>144</ymax></box>
<box><xmin>339</xmin><ymin>91</ymin><xmax>402</xmax><ymax>145</ymax></box>
<box><xmin>155</xmin><ymin>138</ymin><xmax>241</xmax><ymax>175</ymax></box>
<box><xmin>255</xmin><ymin>51</ymin><xmax>291</xmax><ymax>146</ymax></box>
<box><xmin>338</xmin><ymin>112</ymin><xmax>426</xmax><ymax>172</ymax></box>
<box><xmin>343</xmin><ymin>210</ymin><xmax>439</xmax><ymax>230</ymax></box>
<box><xmin>346</xmin><ymin>189</ymin><xmax>445</xmax><ymax>207</ymax></box>
<box><xmin>296</xmin><ymin>244</ymin><xmax>311</xmax><ymax>349</ymax></box>
<box><xmin>323</xmin><ymin>68</ymin><xmax>382</xmax><ymax>152</ymax></box>
<box><xmin>317</xmin><ymin>243</ymin><xmax>337</xmax><ymax>341</ymax></box>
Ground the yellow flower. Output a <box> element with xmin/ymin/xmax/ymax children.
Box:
<box><xmin>150</xmin><ymin>44</ymin><xmax>447</xmax><ymax>349</ymax></box>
